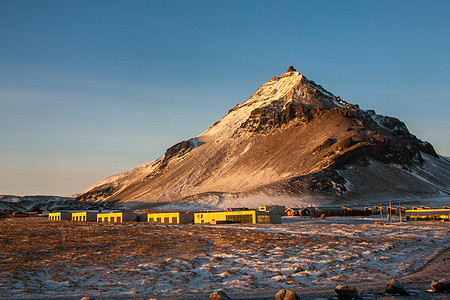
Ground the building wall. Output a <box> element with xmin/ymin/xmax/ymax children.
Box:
<box><xmin>48</xmin><ymin>212</ymin><xmax>72</xmax><ymax>221</ymax></box>
<box><xmin>268</xmin><ymin>214</ymin><xmax>282</xmax><ymax>224</ymax></box>
<box><xmin>72</xmin><ymin>212</ymin><xmax>98</xmax><ymax>222</ymax></box>
<box><xmin>97</xmin><ymin>212</ymin><xmax>137</xmax><ymax>222</ymax></box>
<box><xmin>147</xmin><ymin>212</ymin><xmax>193</xmax><ymax>224</ymax></box>
<box><xmin>194</xmin><ymin>211</ymin><xmax>257</xmax><ymax>224</ymax></box>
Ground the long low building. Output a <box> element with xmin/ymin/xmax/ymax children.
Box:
<box><xmin>300</xmin><ymin>206</ymin><xmax>371</xmax><ymax>217</ymax></box>
<box><xmin>194</xmin><ymin>210</ymin><xmax>281</xmax><ymax>224</ymax></box>
<box><xmin>97</xmin><ymin>212</ymin><xmax>140</xmax><ymax>222</ymax></box>
<box><xmin>147</xmin><ymin>212</ymin><xmax>193</xmax><ymax>224</ymax></box>
<box><xmin>405</xmin><ymin>208</ymin><xmax>450</xmax><ymax>221</ymax></box>
<box><xmin>47</xmin><ymin>209</ymin><xmax>282</xmax><ymax>224</ymax></box>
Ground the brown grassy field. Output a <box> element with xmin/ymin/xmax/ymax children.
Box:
<box><xmin>0</xmin><ymin>218</ymin><xmax>448</xmax><ymax>299</ymax></box>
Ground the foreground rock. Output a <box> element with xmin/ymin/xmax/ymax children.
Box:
<box><xmin>431</xmin><ymin>279</ymin><xmax>450</xmax><ymax>292</ymax></box>
<box><xmin>275</xmin><ymin>289</ymin><xmax>300</xmax><ymax>300</ymax></box>
<box><xmin>386</xmin><ymin>278</ymin><xmax>409</xmax><ymax>295</ymax></box>
<box><xmin>335</xmin><ymin>284</ymin><xmax>358</xmax><ymax>299</ymax></box>
<box><xmin>209</xmin><ymin>290</ymin><xmax>232</xmax><ymax>300</ymax></box>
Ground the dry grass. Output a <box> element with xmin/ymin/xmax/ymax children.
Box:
<box><xmin>0</xmin><ymin>218</ymin><xmax>448</xmax><ymax>298</ymax></box>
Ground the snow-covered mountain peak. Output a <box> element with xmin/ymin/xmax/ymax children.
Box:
<box><xmin>201</xmin><ymin>70</ymin><xmax>305</xmax><ymax>139</ymax></box>
<box><xmin>201</xmin><ymin>68</ymin><xmax>348</xmax><ymax>139</ymax></box>
<box><xmin>240</xmin><ymin>70</ymin><xmax>305</xmax><ymax>107</ymax></box>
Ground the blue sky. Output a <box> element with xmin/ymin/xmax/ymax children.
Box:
<box><xmin>1</xmin><ymin>0</ymin><xmax>449</xmax><ymax>196</ymax></box>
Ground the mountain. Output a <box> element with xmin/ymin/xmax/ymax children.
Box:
<box><xmin>0</xmin><ymin>195</ymin><xmax>117</xmax><ymax>212</ymax></box>
<box><xmin>76</xmin><ymin>67</ymin><xmax>450</xmax><ymax>209</ymax></box>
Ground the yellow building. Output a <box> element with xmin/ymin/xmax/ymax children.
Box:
<box><xmin>71</xmin><ymin>212</ymin><xmax>98</xmax><ymax>222</ymax></box>
<box><xmin>406</xmin><ymin>208</ymin><xmax>450</xmax><ymax>221</ymax></box>
<box><xmin>194</xmin><ymin>210</ymin><xmax>280</xmax><ymax>224</ymax></box>
<box><xmin>48</xmin><ymin>212</ymin><xmax>72</xmax><ymax>221</ymax></box>
<box><xmin>97</xmin><ymin>212</ymin><xmax>137</xmax><ymax>223</ymax></box>
<box><xmin>147</xmin><ymin>212</ymin><xmax>193</xmax><ymax>224</ymax></box>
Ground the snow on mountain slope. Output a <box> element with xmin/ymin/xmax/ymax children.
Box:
<box><xmin>76</xmin><ymin>67</ymin><xmax>449</xmax><ymax>209</ymax></box>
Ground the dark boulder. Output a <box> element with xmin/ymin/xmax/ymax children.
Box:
<box><xmin>431</xmin><ymin>279</ymin><xmax>450</xmax><ymax>292</ymax></box>
<box><xmin>335</xmin><ymin>284</ymin><xmax>358</xmax><ymax>299</ymax></box>
<box><xmin>385</xmin><ymin>278</ymin><xmax>408</xmax><ymax>295</ymax></box>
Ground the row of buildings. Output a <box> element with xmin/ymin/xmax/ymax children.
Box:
<box><xmin>284</xmin><ymin>206</ymin><xmax>371</xmax><ymax>217</ymax></box>
<box><xmin>48</xmin><ymin>205</ymin><xmax>364</xmax><ymax>224</ymax></box>
<box><xmin>48</xmin><ymin>208</ymin><xmax>282</xmax><ymax>225</ymax></box>
<box><xmin>48</xmin><ymin>205</ymin><xmax>450</xmax><ymax>224</ymax></box>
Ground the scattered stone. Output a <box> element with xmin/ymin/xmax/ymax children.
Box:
<box><xmin>431</xmin><ymin>279</ymin><xmax>450</xmax><ymax>292</ymax></box>
<box><xmin>335</xmin><ymin>284</ymin><xmax>358</xmax><ymax>299</ymax></box>
<box><xmin>385</xmin><ymin>278</ymin><xmax>408</xmax><ymax>295</ymax></box>
<box><xmin>275</xmin><ymin>289</ymin><xmax>300</xmax><ymax>300</ymax></box>
<box><xmin>209</xmin><ymin>290</ymin><xmax>232</xmax><ymax>300</ymax></box>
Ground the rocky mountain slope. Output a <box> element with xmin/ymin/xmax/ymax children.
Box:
<box><xmin>76</xmin><ymin>67</ymin><xmax>450</xmax><ymax>209</ymax></box>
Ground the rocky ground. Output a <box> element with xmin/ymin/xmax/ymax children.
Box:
<box><xmin>0</xmin><ymin>217</ymin><xmax>448</xmax><ymax>300</ymax></box>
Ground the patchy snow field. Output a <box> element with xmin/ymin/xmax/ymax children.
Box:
<box><xmin>0</xmin><ymin>217</ymin><xmax>448</xmax><ymax>299</ymax></box>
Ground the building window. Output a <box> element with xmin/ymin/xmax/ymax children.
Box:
<box><xmin>172</xmin><ymin>217</ymin><xmax>177</xmax><ymax>223</ymax></box>
<box><xmin>157</xmin><ymin>218</ymin><xmax>161</xmax><ymax>223</ymax></box>
<box><xmin>117</xmin><ymin>217</ymin><xmax>121</xmax><ymax>222</ymax></box>
<box><xmin>226</xmin><ymin>214</ymin><xmax>253</xmax><ymax>223</ymax></box>
<box><xmin>257</xmin><ymin>215</ymin><xmax>270</xmax><ymax>224</ymax></box>
<box><xmin>164</xmin><ymin>217</ymin><xmax>169</xmax><ymax>223</ymax></box>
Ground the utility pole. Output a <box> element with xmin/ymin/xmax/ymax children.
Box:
<box><xmin>380</xmin><ymin>202</ymin><xmax>382</xmax><ymax>220</ymax></box>
<box><xmin>388</xmin><ymin>202</ymin><xmax>391</xmax><ymax>223</ymax></box>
